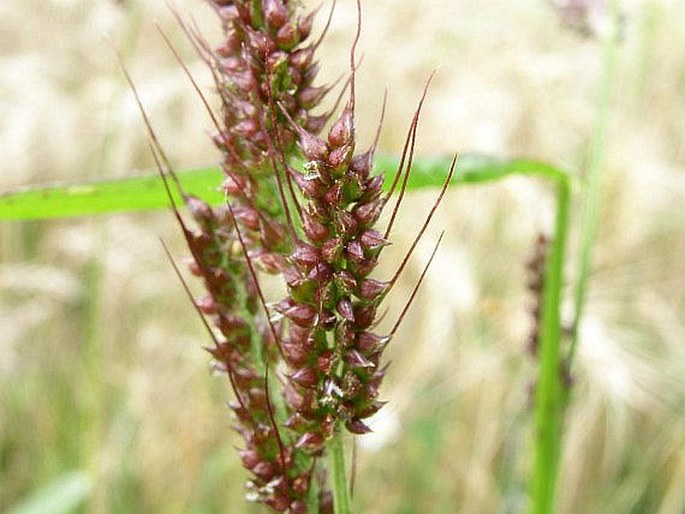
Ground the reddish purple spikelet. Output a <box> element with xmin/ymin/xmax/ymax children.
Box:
<box><xmin>272</xmin><ymin>14</ymin><xmax>390</xmax><ymax>443</ymax></box>
<box><xmin>276</xmin><ymin>78</ymin><xmax>452</xmax><ymax>457</ymax></box>
<box><xmin>162</xmin><ymin>0</ymin><xmax>343</xmax><ymax>509</ymax></box>
<box><xmin>204</xmin><ymin>0</ymin><xmax>332</xmax><ymax>263</ymax></box>
<box><xmin>143</xmin><ymin>1</ymin><xmax>455</xmax><ymax>511</ymax></box>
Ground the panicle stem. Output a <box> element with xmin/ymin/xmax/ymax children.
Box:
<box><xmin>327</xmin><ymin>426</ymin><xmax>352</xmax><ymax>514</ymax></box>
<box><xmin>568</xmin><ymin>0</ymin><xmax>621</xmax><ymax>367</ymax></box>
<box><xmin>530</xmin><ymin>180</ymin><xmax>570</xmax><ymax>514</ymax></box>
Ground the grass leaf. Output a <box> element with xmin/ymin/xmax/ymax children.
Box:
<box><xmin>0</xmin><ymin>155</ymin><xmax>569</xmax><ymax>221</ymax></box>
<box><xmin>6</xmin><ymin>471</ymin><xmax>92</xmax><ymax>514</ymax></box>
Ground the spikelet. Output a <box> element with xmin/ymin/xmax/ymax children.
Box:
<box><xmin>163</xmin><ymin>1</ymin><xmax>451</xmax><ymax>509</ymax></box>
<box><xmin>173</xmin><ymin>1</ymin><xmax>335</xmax><ymax>510</ymax></box>
<box><xmin>206</xmin><ymin>0</ymin><xmax>331</xmax><ymax>266</ymax></box>
<box><xmin>272</xmin><ymin>93</ymin><xmax>393</xmax><ymax>444</ymax></box>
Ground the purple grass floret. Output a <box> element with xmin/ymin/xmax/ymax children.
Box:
<box><xmin>126</xmin><ymin>1</ymin><xmax>454</xmax><ymax>510</ymax></box>
<box><xmin>274</xmin><ymin>26</ymin><xmax>453</xmax><ymax>444</ymax></box>
<box><xmin>162</xmin><ymin>1</ymin><xmax>338</xmax><ymax>510</ymax></box>
<box><xmin>202</xmin><ymin>0</ymin><xmax>334</xmax><ymax>261</ymax></box>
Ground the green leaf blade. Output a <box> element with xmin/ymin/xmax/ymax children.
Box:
<box><xmin>0</xmin><ymin>168</ymin><xmax>223</xmax><ymax>220</ymax></box>
<box><xmin>0</xmin><ymin>155</ymin><xmax>569</xmax><ymax>221</ymax></box>
<box><xmin>6</xmin><ymin>471</ymin><xmax>93</xmax><ymax>514</ymax></box>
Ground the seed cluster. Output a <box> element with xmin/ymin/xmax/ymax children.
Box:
<box><xmin>170</xmin><ymin>195</ymin><xmax>316</xmax><ymax>512</ymax></box>
<box><xmin>208</xmin><ymin>0</ymin><xmax>327</xmax><ymax>263</ymax></box>
<box><xmin>274</xmin><ymin>101</ymin><xmax>392</xmax><ymax>453</ymax></box>
<box><xmin>174</xmin><ymin>1</ymin><xmax>337</xmax><ymax>511</ymax></box>
<box><xmin>154</xmin><ymin>1</ymin><xmax>448</xmax><ymax>511</ymax></box>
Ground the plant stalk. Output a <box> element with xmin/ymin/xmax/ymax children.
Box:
<box><xmin>327</xmin><ymin>426</ymin><xmax>352</xmax><ymax>514</ymax></box>
<box><xmin>568</xmin><ymin>0</ymin><xmax>621</xmax><ymax>366</ymax></box>
<box><xmin>530</xmin><ymin>179</ymin><xmax>570</xmax><ymax>514</ymax></box>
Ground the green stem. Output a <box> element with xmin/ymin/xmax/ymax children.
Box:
<box><xmin>530</xmin><ymin>179</ymin><xmax>571</xmax><ymax>514</ymax></box>
<box><xmin>327</xmin><ymin>427</ymin><xmax>352</xmax><ymax>514</ymax></box>
<box><xmin>568</xmin><ymin>0</ymin><xmax>621</xmax><ymax>367</ymax></box>
<box><xmin>531</xmin><ymin>3</ymin><xmax>619</xmax><ymax>511</ymax></box>
<box><xmin>307</xmin><ymin>466</ymin><xmax>320</xmax><ymax>513</ymax></box>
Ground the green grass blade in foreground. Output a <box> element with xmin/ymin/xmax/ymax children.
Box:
<box><xmin>6</xmin><ymin>471</ymin><xmax>92</xmax><ymax>514</ymax></box>
<box><xmin>374</xmin><ymin>153</ymin><xmax>569</xmax><ymax>187</ymax></box>
<box><xmin>0</xmin><ymin>154</ymin><xmax>569</xmax><ymax>220</ymax></box>
<box><xmin>0</xmin><ymin>167</ymin><xmax>224</xmax><ymax>220</ymax></box>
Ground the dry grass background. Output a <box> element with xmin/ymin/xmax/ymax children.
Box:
<box><xmin>1</xmin><ymin>0</ymin><xmax>684</xmax><ymax>513</ymax></box>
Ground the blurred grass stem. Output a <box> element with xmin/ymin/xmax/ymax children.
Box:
<box><xmin>530</xmin><ymin>180</ymin><xmax>570</xmax><ymax>514</ymax></box>
<box><xmin>532</xmin><ymin>2</ymin><xmax>621</xmax><ymax>512</ymax></box>
<box><xmin>568</xmin><ymin>0</ymin><xmax>621</xmax><ymax>366</ymax></box>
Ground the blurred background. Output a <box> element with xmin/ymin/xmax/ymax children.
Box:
<box><xmin>1</xmin><ymin>0</ymin><xmax>684</xmax><ymax>512</ymax></box>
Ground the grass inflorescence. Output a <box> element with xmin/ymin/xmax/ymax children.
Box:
<box><xmin>2</xmin><ymin>1</ymin><xmax>684</xmax><ymax>514</ymax></box>
<box><xmin>129</xmin><ymin>1</ymin><xmax>456</xmax><ymax>511</ymax></box>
